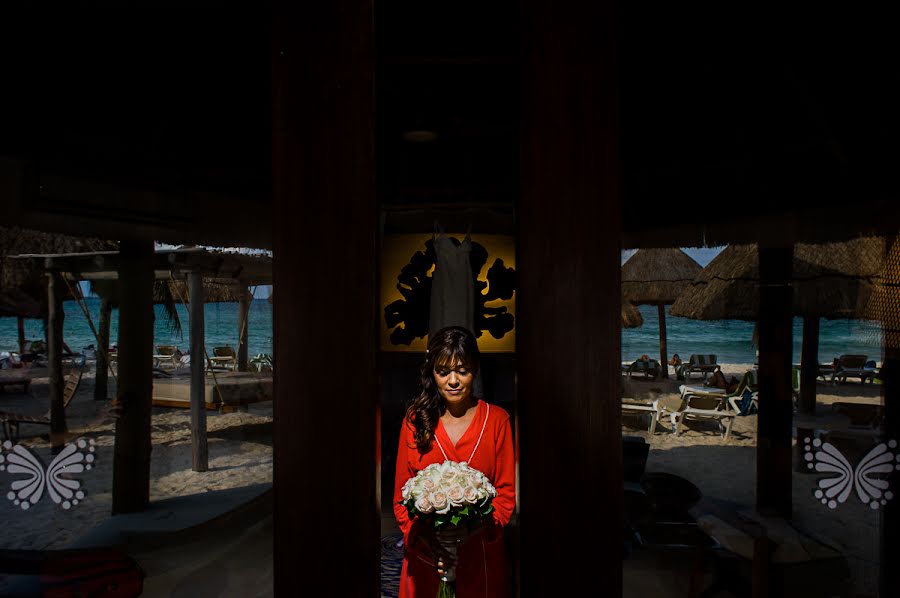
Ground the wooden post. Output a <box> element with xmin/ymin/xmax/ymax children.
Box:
<box><xmin>799</xmin><ymin>316</ymin><xmax>819</xmax><ymax>414</ymax></box>
<box><xmin>238</xmin><ymin>286</ymin><xmax>250</xmax><ymax>372</ymax></box>
<box><xmin>273</xmin><ymin>2</ymin><xmax>378</xmax><ymax>594</ymax></box>
<box><xmin>94</xmin><ymin>297</ymin><xmax>112</xmax><ymax>401</ymax></box>
<box><xmin>189</xmin><ymin>270</ymin><xmax>208</xmax><ymax>472</ymax></box>
<box><xmin>880</xmin><ymin>235</ymin><xmax>900</xmax><ymax>598</ymax></box>
<box><xmin>112</xmin><ymin>240</ymin><xmax>155</xmax><ymax>514</ymax></box>
<box><xmin>658</xmin><ymin>303</ymin><xmax>669</xmax><ymax>378</ymax></box>
<box><xmin>17</xmin><ymin>316</ymin><xmax>25</xmax><ymax>355</ymax></box>
<box><xmin>520</xmin><ymin>0</ymin><xmax>622</xmax><ymax>593</ymax></box>
<box><xmin>46</xmin><ymin>271</ymin><xmax>67</xmax><ymax>453</ymax></box>
<box><xmin>756</xmin><ymin>245</ymin><xmax>793</xmax><ymax>519</ymax></box>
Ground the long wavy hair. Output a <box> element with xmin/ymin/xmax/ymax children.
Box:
<box><xmin>405</xmin><ymin>326</ymin><xmax>481</xmax><ymax>454</ymax></box>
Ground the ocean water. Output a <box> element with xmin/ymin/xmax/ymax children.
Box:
<box><xmin>0</xmin><ymin>298</ymin><xmax>273</xmax><ymax>358</ymax></box>
<box><xmin>0</xmin><ymin>301</ymin><xmax>882</xmax><ymax>365</ymax></box>
<box><xmin>622</xmin><ymin>305</ymin><xmax>883</xmax><ymax>365</ymax></box>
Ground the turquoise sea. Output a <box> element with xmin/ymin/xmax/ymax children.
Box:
<box><xmin>0</xmin><ymin>300</ymin><xmax>882</xmax><ymax>365</ymax></box>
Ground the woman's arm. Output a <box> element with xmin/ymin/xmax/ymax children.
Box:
<box><xmin>490</xmin><ymin>413</ymin><xmax>516</xmax><ymax>527</ymax></box>
<box><xmin>392</xmin><ymin>420</ymin><xmax>415</xmax><ymax>540</ymax></box>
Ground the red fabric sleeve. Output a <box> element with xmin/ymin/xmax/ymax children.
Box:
<box><xmin>393</xmin><ymin>419</ymin><xmax>415</xmax><ymax>542</ymax></box>
<box><xmin>490</xmin><ymin>413</ymin><xmax>516</xmax><ymax>527</ymax></box>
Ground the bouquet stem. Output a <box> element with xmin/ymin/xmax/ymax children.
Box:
<box><xmin>438</xmin><ymin>579</ymin><xmax>456</xmax><ymax>598</ymax></box>
<box><xmin>437</xmin><ymin>541</ymin><xmax>458</xmax><ymax>597</ymax></box>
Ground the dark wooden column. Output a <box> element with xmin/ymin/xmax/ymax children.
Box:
<box><xmin>798</xmin><ymin>316</ymin><xmax>819</xmax><ymax>414</ymax></box>
<box><xmin>94</xmin><ymin>297</ymin><xmax>113</xmax><ymax>401</ymax></box>
<box><xmin>520</xmin><ymin>0</ymin><xmax>622</xmax><ymax>594</ymax></box>
<box><xmin>273</xmin><ymin>3</ymin><xmax>378</xmax><ymax>596</ymax></box>
<box><xmin>189</xmin><ymin>271</ymin><xmax>209</xmax><ymax>472</ymax></box>
<box><xmin>880</xmin><ymin>235</ymin><xmax>900</xmax><ymax>598</ymax></box>
<box><xmin>237</xmin><ymin>286</ymin><xmax>250</xmax><ymax>372</ymax></box>
<box><xmin>112</xmin><ymin>240</ymin><xmax>155</xmax><ymax>514</ymax></box>
<box><xmin>17</xmin><ymin>316</ymin><xmax>25</xmax><ymax>355</ymax></box>
<box><xmin>756</xmin><ymin>245</ymin><xmax>793</xmax><ymax>518</ymax></box>
<box><xmin>46</xmin><ymin>271</ymin><xmax>67</xmax><ymax>453</ymax></box>
<box><xmin>658</xmin><ymin>303</ymin><xmax>669</xmax><ymax>378</ymax></box>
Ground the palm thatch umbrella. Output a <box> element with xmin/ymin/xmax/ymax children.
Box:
<box><xmin>1</xmin><ymin>226</ymin><xmax>117</xmax><ymax>351</ymax></box>
<box><xmin>670</xmin><ymin>237</ymin><xmax>885</xmax><ymax>413</ymax></box>
<box><xmin>621</xmin><ymin>303</ymin><xmax>643</xmax><ymax>329</ymax></box>
<box><xmin>622</xmin><ymin>248</ymin><xmax>702</xmax><ymax>377</ymax></box>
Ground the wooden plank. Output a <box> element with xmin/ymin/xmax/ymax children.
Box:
<box><xmin>273</xmin><ymin>1</ymin><xmax>378</xmax><ymax>594</ymax></box>
<box><xmin>880</xmin><ymin>235</ymin><xmax>900</xmax><ymax>598</ymax></box>
<box><xmin>93</xmin><ymin>298</ymin><xmax>112</xmax><ymax>401</ymax></box>
<box><xmin>756</xmin><ymin>245</ymin><xmax>794</xmax><ymax>519</ymax></box>
<box><xmin>16</xmin><ymin>316</ymin><xmax>25</xmax><ymax>354</ymax></box>
<box><xmin>189</xmin><ymin>270</ymin><xmax>209</xmax><ymax>473</ymax></box>
<box><xmin>46</xmin><ymin>272</ymin><xmax>67</xmax><ymax>453</ymax></box>
<box><xmin>658</xmin><ymin>303</ymin><xmax>669</xmax><ymax>378</ymax></box>
<box><xmin>519</xmin><ymin>0</ymin><xmax>622</xmax><ymax>593</ymax></box>
<box><xmin>238</xmin><ymin>286</ymin><xmax>250</xmax><ymax>372</ymax></box>
<box><xmin>112</xmin><ymin>240</ymin><xmax>155</xmax><ymax>514</ymax></box>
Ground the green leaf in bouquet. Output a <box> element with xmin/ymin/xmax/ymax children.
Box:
<box><xmin>450</xmin><ymin>515</ymin><xmax>461</xmax><ymax>526</ymax></box>
<box><xmin>459</xmin><ymin>506</ymin><xmax>470</xmax><ymax>516</ymax></box>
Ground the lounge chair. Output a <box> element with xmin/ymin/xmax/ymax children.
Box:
<box><xmin>0</xmin><ymin>366</ymin><xmax>84</xmax><ymax>442</ymax></box>
<box><xmin>830</xmin><ymin>355</ymin><xmax>877</xmax><ymax>385</ymax></box>
<box><xmin>153</xmin><ymin>345</ymin><xmax>183</xmax><ymax>369</ymax></box>
<box><xmin>209</xmin><ymin>346</ymin><xmax>237</xmax><ymax>371</ymax></box>
<box><xmin>625</xmin><ymin>357</ymin><xmax>661</xmax><ymax>380</ymax></box>
<box><xmin>621</xmin><ymin>399</ymin><xmax>659</xmax><ymax>432</ymax></box>
<box><xmin>678</xmin><ymin>370</ymin><xmax>755</xmax><ymax>401</ymax></box>
<box><xmin>678</xmin><ymin>354</ymin><xmax>719</xmax><ymax>381</ymax></box>
<box><xmin>654</xmin><ymin>393</ymin><xmax>737</xmax><ymax>439</ymax></box>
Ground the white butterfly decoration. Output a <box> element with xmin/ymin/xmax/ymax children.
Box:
<box><xmin>0</xmin><ymin>438</ymin><xmax>96</xmax><ymax>511</ymax></box>
<box><xmin>803</xmin><ymin>437</ymin><xmax>899</xmax><ymax>510</ymax></box>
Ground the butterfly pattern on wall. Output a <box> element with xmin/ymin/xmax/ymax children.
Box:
<box><xmin>803</xmin><ymin>437</ymin><xmax>899</xmax><ymax>510</ymax></box>
<box><xmin>0</xmin><ymin>438</ymin><xmax>96</xmax><ymax>511</ymax></box>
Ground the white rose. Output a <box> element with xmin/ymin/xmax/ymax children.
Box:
<box><xmin>421</xmin><ymin>477</ymin><xmax>437</xmax><ymax>493</ymax></box>
<box><xmin>415</xmin><ymin>496</ymin><xmax>434</xmax><ymax>514</ymax></box>
<box><xmin>431</xmin><ymin>492</ymin><xmax>450</xmax><ymax>514</ymax></box>
<box><xmin>401</xmin><ymin>481</ymin><xmax>413</xmax><ymax>501</ymax></box>
<box><xmin>463</xmin><ymin>486</ymin><xmax>478</xmax><ymax>503</ymax></box>
<box><xmin>447</xmin><ymin>486</ymin><xmax>465</xmax><ymax>507</ymax></box>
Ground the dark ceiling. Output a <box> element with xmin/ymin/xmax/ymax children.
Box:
<box><xmin>0</xmin><ymin>6</ymin><xmax>897</xmax><ymax>246</ymax></box>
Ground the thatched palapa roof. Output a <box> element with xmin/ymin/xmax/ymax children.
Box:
<box><xmin>669</xmin><ymin>237</ymin><xmax>885</xmax><ymax>321</ymax></box>
<box><xmin>621</xmin><ymin>303</ymin><xmax>643</xmax><ymax>328</ymax></box>
<box><xmin>0</xmin><ymin>226</ymin><xmax>118</xmax><ymax>318</ymax></box>
<box><xmin>622</xmin><ymin>248</ymin><xmax>703</xmax><ymax>305</ymax></box>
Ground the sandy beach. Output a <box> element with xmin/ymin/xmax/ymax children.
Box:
<box><xmin>0</xmin><ymin>362</ymin><xmax>887</xmax><ymax>595</ymax></box>
<box><xmin>623</xmin><ymin>363</ymin><xmax>886</xmax><ymax>597</ymax></box>
<box><xmin>0</xmin><ymin>367</ymin><xmax>273</xmax><ymax>554</ymax></box>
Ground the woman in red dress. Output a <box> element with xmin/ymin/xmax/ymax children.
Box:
<box><xmin>393</xmin><ymin>326</ymin><xmax>516</xmax><ymax>597</ymax></box>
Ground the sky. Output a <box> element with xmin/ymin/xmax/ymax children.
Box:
<box><xmin>621</xmin><ymin>246</ymin><xmax>725</xmax><ymax>267</ymax></box>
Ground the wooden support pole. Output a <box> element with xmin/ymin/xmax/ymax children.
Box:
<box><xmin>658</xmin><ymin>303</ymin><xmax>669</xmax><ymax>378</ymax></box>
<box><xmin>94</xmin><ymin>297</ymin><xmax>112</xmax><ymax>401</ymax></box>
<box><xmin>273</xmin><ymin>2</ymin><xmax>378</xmax><ymax>594</ymax></box>
<box><xmin>47</xmin><ymin>272</ymin><xmax>67</xmax><ymax>453</ymax></box>
<box><xmin>238</xmin><ymin>286</ymin><xmax>250</xmax><ymax>372</ymax></box>
<box><xmin>189</xmin><ymin>270</ymin><xmax>209</xmax><ymax>472</ymax></box>
<box><xmin>112</xmin><ymin>240</ymin><xmax>155</xmax><ymax>514</ymax></box>
<box><xmin>17</xmin><ymin>316</ymin><xmax>25</xmax><ymax>355</ymax></box>
<box><xmin>520</xmin><ymin>0</ymin><xmax>622</xmax><ymax>593</ymax></box>
<box><xmin>756</xmin><ymin>245</ymin><xmax>793</xmax><ymax>519</ymax></box>
<box><xmin>799</xmin><ymin>316</ymin><xmax>819</xmax><ymax>414</ymax></box>
<box><xmin>880</xmin><ymin>235</ymin><xmax>900</xmax><ymax>598</ymax></box>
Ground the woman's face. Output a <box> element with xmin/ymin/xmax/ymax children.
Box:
<box><xmin>433</xmin><ymin>358</ymin><xmax>475</xmax><ymax>407</ymax></box>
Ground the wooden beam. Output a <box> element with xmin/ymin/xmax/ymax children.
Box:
<box><xmin>756</xmin><ymin>244</ymin><xmax>793</xmax><ymax>519</ymax></box>
<box><xmin>658</xmin><ymin>303</ymin><xmax>669</xmax><ymax>378</ymax></box>
<box><xmin>799</xmin><ymin>316</ymin><xmax>819</xmax><ymax>414</ymax></box>
<box><xmin>238</xmin><ymin>286</ymin><xmax>250</xmax><ymax>372</ymax></box>
<box><xmin>189</xmin><ymin>270</ymin><xmax>209</xmax><ymax>472</ymax></box>
<box><xmin>16</xmin><ymin>316</ymin><xmax>25</xmax><ymax>355</ymax></box>
<box><xmin>273</xmin><ymin>1</ymin><xmax>378</xmax><ymax>594</ymax></box>
<box><xmin>880</xmin><ymin>235</ymin><xmax>900</xmax><ymax>598</ymax></box>
<box><xmin>93</xmin><ymin>298</ymin><xmax>113</xmax><ymax>401</ymax></box>
<box><xmin>112</xmin><ymin>240</ymin><xmax>155</xmax><ymax>514</ymax></box>
<box><xmin>46</xmin><ymin>272</ymin><xmax>67</xmax><ymax>453</ymax></box>
<box><xmin>519</xmin><ymin>0</ymin><xmax>622</xmax><ymax>593</ymax></box>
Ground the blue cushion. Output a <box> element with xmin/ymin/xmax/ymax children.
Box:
<box><xmin>736</xmin><ymin>388</ymin><xmax>756</xmax><ymax>416</ymax></box>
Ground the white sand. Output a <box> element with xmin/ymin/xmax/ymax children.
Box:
<box><xmin>0</xmin><ymin>368</ymin><xmax>273</xmax><ymax>552</ymax></box>
<box><xmin>623</xmin><ymin>363</ymin><xmax>887</xmax><ymax>596</ymax></box>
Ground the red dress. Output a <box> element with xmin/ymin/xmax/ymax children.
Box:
<box><xmin>393</xmin><ymin>400</ymin><xmax>516</xmax><ymax>598</ymax></box>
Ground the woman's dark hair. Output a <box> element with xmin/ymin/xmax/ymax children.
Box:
<box><xmin>405</xmin><ymin>326</ymin><xmax>481</xmax><ymax>454</ymax></box>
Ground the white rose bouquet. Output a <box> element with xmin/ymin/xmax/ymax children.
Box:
<box><xmin>400</xmin><ymin>460</ymin><xmax>498</xmax><ymax>598</ymax></box>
